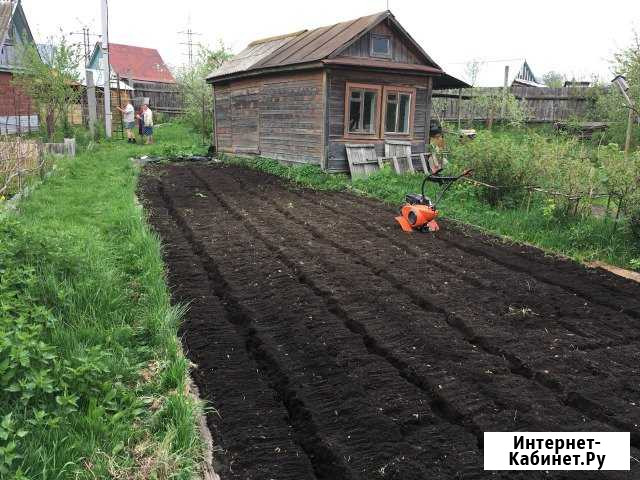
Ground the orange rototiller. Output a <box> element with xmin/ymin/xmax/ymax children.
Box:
<box><xmin>395</xmin><ymin>165</ymin><xmax>473</xmax><ymax>233</ymax></box>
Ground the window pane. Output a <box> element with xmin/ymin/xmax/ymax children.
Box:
<box><xmin>362</xmin><ymin>91</ymin><xmax>376</xmax><ymax>132</ymax></box>
<box><xmin>385</xmin><ymin>99</ymin><xmax>397</xmax><ymax>132</ymax></box>
<box><xmin>351</xmin><ymin>90</ymin><xmax>362</xmax><ymax>100</ymax></box>
<box><xmin>398</xmin><ymin>94</ymin><xmax>410</xmax><ymax>133</ymax></box>
<box><xmin>349</xmin><ymin>98</ymin><xmax>361</xmax><ymax>132</ymax></box>
<box><xmin>372</xmin><ymin>36</ymin><xmax>390</xmax><ymax>55</ymax></box>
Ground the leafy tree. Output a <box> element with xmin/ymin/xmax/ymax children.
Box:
<box><xmin>465</xmin><ymin>59</ymin><xmax>483</xmax><ymax>87</ymax></box>
<box><xmin>542</xmin><ymin>71</ymin><xmax>565</xmax><ymax>88</ymax></box>
<box><xmin>12</xmin><ymin>34</ymin><xmax>82</xmax><ymax>140</ymax></box>
<box><xmin>175</xmin><ymin>42</ymin><xmax>232</xmax><ymax>136</ymax></box>
<box><xmin>468</xmin><ymin>88</ymin><xmax>528</xmax><ymax>129</ymax></box>
<box><xmin>587</xmin><ymin>30</ymin><xmax>640</xmax><ymax>146</ymax></box>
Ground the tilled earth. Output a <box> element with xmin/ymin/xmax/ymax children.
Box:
<box><xmin>139</xmin><ymin>163</ymin><xmax>640</xmax><ymax>480</ymax></box>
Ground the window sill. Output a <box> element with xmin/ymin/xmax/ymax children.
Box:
<box><xmin>344</xmin><ymin>132</ymin><xmax>379</xmax><ymax>140</ymax></box>
<box><xmin>383</xmin><ymin>133</ymin><xmax>413</xmax><ymax>140</ymax></box>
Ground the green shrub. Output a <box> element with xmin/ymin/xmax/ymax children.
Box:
<box><xmin>628</xmin><ymin>192</ymin><xmax>640</xmax><ymax>241</ymax></box>
<box><xmin>449</xmin><ymin>130</ymin><xmax>535</xmax><ymax>205</ymax></box>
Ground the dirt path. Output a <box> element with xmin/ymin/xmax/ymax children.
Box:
<box><xmin>139</xmin><ymin>163</ymin><xmax>639</xmax><ymax>480</ymax></box>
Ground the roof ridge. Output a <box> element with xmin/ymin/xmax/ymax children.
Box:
<box><xmin>248</xmin><ymin>30</ymin><xmax>307</xmax><ymax>47</ymax></box>
<box><xmin>109</xmin><ymin>42</ymin><xmax>161</xmax><ymax>51</ymax></box>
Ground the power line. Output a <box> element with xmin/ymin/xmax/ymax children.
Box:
<box><xmin>178</xmin><ymin>28</ymin><xmax>202</xmax><ymax>67</ymax></box>
<box><xmin>69</xmin><ymin>27</ymin><xmax>101</xmax><ymax>66</ymax></box>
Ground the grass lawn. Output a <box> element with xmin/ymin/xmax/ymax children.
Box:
<box><xmin>0</xmin><ymin>124</ymin><xmax>206</xmax><ymax>479</ymax></box>
<box><xmin>223</xmin><ymin>155</ymin><xmax>640</xmax><ymax>271</ymax></box>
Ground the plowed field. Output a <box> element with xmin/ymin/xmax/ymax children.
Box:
<box><xmin>139</xmin><ymin>163</ymin><xmax>640</xmax><ymax>480</ymax></box>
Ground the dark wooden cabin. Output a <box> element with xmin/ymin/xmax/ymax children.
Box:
<box><xmin>207</xmin><ymin>11</ymin><xmax>466</xmax><ymax>172</ymax></box>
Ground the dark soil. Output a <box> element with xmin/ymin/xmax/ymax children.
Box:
<box><xmin>138</xmin><ymin>163</ymin><xmax>640</xmax><ymax>480</ymax></box>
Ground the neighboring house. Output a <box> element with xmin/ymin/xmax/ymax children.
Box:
<box><xmin>207</xmin><ymin>10</ymin><xmax>466</xmax><ymax>172</ymax></box>
<box><xmin>445</xmin><ymin>58</ymin><xmax>545</xmax><ymax>88</ymax></box>
<box><xmin>87</xmin><ymin>43</ymin><xmax>180</xmax><ymax>114</ymax></box>
<box><xmin>0</xmin><ymin>0</ymin><xmax>38</xmax><ymax>134</ymax></box>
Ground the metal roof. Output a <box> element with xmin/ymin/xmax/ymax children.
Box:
<box><xmin>212</xmin><ymin>33</ymin><xmax>300</xmax><ymax>78</ymax></box>
<box><xmin>105</xmin><ymin>43</ymin><xmax>176</xmax><ymax>83</ymax></box>
<box><xmin>255</xmin><ymin>12</ymin><xmax>387</xmax><ymax>69</ymax></box>
<box><xmin>207</xmin><ymin>11</ymin><xmax>449</xmax><ymax>83</ymax></box>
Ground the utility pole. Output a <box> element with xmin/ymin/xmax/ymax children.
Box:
<box><xmin>86</xmin><ymin>70</ymin><xmax>97</xmax><ymax>138</ymax></box>
<box><xmin>612</xmin><ymin>75</ymin><xmax>638</xmax><ymax>158</ymax></box>
<box><xmin>100</xmin><ymin>0</ymin><xmax>112</xmax><ymax>137</ymax></box>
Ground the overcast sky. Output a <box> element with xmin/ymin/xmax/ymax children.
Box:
<box><xmin>22</xmin><ymin>0</ymin><xmax>640</xmax><ymax>82</ymax></box>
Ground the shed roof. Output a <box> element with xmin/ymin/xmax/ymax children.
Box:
<box><xmin>93</xmin><ymin>43</ymin><xmax>176</xmax><ymax>83</ymax></box>
<box><xmin>207</xmin><ymin>10</ymin><xmax>464</xmax><ymax>86</ymax></box>
<box><xmin>212</xmin><ymin>32</ymin><xmax>300</xmax><ymax>78</ymax></box>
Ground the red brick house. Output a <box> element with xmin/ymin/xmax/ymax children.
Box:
<box><xmin>0</xmin><ymin>0</ymin><xmax>38</xmax><ymax>134</ymax></box>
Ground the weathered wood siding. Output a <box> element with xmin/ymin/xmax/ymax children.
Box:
<box><xmin>214</xmin><ymin>84</ymin><xmax>232</xmax><ymax>152</ymax></box>
<box><xmin>130</xmin><ymin>80</ymin><xmax>182</xmax><ymax>116</ymax></box>
<box><xmin>326</xmin><ymin>69</ymin><xmax>431</xmax><ymax>172</ymax></box>
<box><xmin>231</xmin><ymin>81</ymin><xmax>260</xmax><ymax>153</ymax></box>
<box><xmin>213</xmin><ymin>71</ymin><xmax>324</xmax><ymax>164</ymax></box>
<box><xmin>259</xmin><ymin>72</ymin><xmax>324</xmax><ymax>164</ymax></box>
<box><xmin>339</xmin><ymin>21</ymin><xmax>422</xmax><ymax>65</ymax></box>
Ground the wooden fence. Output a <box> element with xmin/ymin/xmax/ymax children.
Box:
<box><xmin>0</xmin><ymin>136</ymin><xmax>44</xmax><ymax>197</ymax></box>
<box><xmin>129</xmin><ymin>80</ymin><xmax>182</xmax><ymax>116</ymax></box>
<box><xmin>433</xmin><ymin>86</ymin><xmax>596</xmax><ymax>124</ymax></box>
<box><xmin>0</xmin><ymin>137</ymin><xmax>75</xmax><ymax>198</ymax></box>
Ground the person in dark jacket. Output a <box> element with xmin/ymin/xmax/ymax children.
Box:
<box><xmin>137</xmin><ymin>104</ymin><xmax>144</xmax><ymax>137</ymax></box>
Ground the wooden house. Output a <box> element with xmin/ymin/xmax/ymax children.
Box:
<box><xmin>88</xmin><ymin>43</ymin><xmax>181</xmax><ymax>115</ymax></box>
<box><xmin>207</xmin><ymin>11</ymin><xmax>466</xmax><ymax>172</ymax></box>
<box><xmin>0</xmin><ymin>0</ymin><xmax>38</xmax><ymax>134</ymax></box>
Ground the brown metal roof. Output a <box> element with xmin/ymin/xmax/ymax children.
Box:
<box><xmin>207</xmin><ymin>10</ymin><xmax>454</xmax><ymax>83</ymax></box>
<box><xmin>255</xmin><ymin>12</ymin><xmax>385</xmax><ymax>69</ymax></box>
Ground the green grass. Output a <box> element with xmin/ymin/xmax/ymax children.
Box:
<box><xmin>222</xmin><ymin>154</ymin><xmax>640</xmax><ymax>271</ymax></box>
<box><xmin>0</xmin><ymin>123</ymin><xmax>206</xmax><ymax>479</ymax></box>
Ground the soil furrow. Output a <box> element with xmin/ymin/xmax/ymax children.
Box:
<box><xmin>157</xmin><ymin>180</ymin><xmax>347</xmax><ymax>480</ymax></box>
<box><xmin>160</xmin><ymin>169</ymin><xmax>479</xmax><ymax>479</ymax></box>
<box><xmin>188</xmin><ymin>167</ymin><xmax>489</xmax><ymax>449</ymax></box>
<box><xmin>215</xmin><ymin>167</ymin><xmax>640</xmax><ymax>446</ymax></box>
<box><xmin>235</xmin><ymin>167</ymin><xmax>636</xmax><ymax>347</ymax></box>
<box><xmin>139</xmin><ymin>163</ymin><xmax>640</xmax><ymax>480</ymax></box>
<box><xmin>139</xmin><ymin>177</ymin><xmax>318</xmax><ymax>479</ymax></box>
<box><xmin>333</xmin><ymin>188</ymin><xmax>640</xmax><ymax>311</ymax></box>
<box><xmin>194</xmin><ymin>168</ymin><xmax>616</xmax><ymax>444</ymax></box>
